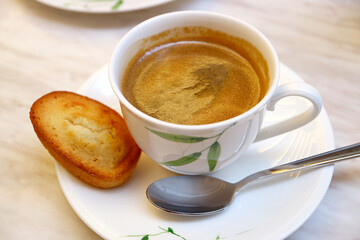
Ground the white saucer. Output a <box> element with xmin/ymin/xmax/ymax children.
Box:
<box><xmin>55</xmin><ymin>64</ymin><xmax>335</xmax><ymax>240</ymax></box>
<box><xmin>34</xmin><ymin>0</ymin><xmax>174</xmax><ymax>13</ymax></box>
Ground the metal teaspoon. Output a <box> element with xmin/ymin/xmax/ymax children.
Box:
<box><xmin>146</xmin><ymin>143</ymin><xmax>360</xmax><ymax>216</ymax></box>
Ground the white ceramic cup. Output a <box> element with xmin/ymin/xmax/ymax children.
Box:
<box><xmin>109</xmin><ymin>11</ymin><xmax>322</xmax><ymax>175</ymax></box>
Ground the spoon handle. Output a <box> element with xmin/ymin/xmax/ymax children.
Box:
<box><xmin>267</xmin><ymin>142</ymin><xmax>360</xmax><ymax>174</ymax></box>
<box><xmin>236</xmin><ymin>142</ymin><xmax>360</xmax><ymax>190</ymax></box>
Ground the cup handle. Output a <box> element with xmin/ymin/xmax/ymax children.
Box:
<box><xmin>254</xmin><ymin>82</ymin><xmax>322</xmax><ymax>142</ymax></box>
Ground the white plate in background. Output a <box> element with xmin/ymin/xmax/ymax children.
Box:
<box><xmin>34</xmin><ymin>0</ymin><xmax>174</xmax><ymax>13</ymax></box>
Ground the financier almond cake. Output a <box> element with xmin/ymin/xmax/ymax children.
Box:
<box><xmin>30</xmin><ymin>91</ymin><xmax>141</xmax><ymax>188</ymax></box>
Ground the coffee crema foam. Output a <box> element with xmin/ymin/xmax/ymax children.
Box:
<box><xmin>122</xmin><ymin>27</ymin><xmax>269</xmax><ymax>125</ymax></box>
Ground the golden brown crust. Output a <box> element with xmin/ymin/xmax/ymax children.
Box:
<box><xmin>30</xmin><ymin>91</ymin><xmax>141</xmax><ymax>188</ymax></box>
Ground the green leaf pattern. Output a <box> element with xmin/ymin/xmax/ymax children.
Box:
<box><xmin>146</xmin><ymin>128</ymin><xmax>208</xmax><ymax>143</ymax></box>
<box><xmin>162</xmin><ymin>152</ymin><xmax>201</xmax><ymax>166</ymax></box>
<box><xmin>147</xmin><ymin>123</ymin><xmax>235</xmax><ymax>171</ymax></box>
<box><xmin>63</xmin><ymin>0</ymin><xmax>124</xmax><ymax>10</ymax></box>
<box><xmin>117</xmin><ymin>226</ymin><xmax>251</xmax><ymax>239</ymax></box>
<box><xmin>118</xmin><ymin>226</ymin><xmax>186</xmax><ymax>240</ymax></box>
<box><xmin>111</xmin><ymin>0</ymin><xmax>123</xmax><ymax>10</ymax></box>
<box><xmin>208</xmin><ymin>141</ymin><xmax>221</xmax><ymax>171</ymax></box>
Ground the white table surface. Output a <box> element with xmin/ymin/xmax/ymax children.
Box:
<box><xmin>0</xmin><ymin>0</ymin><xmax>359</xmax><ymax>239</ymax></box>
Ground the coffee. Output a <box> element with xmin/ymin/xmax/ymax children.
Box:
<box><xmin>122</xmin><ymin>27</ymin><xmax>269</xmax><ymax>125</ymax></box>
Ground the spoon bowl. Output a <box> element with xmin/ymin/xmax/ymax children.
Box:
<box><xmin>146</xmin><ymin>143</ymin><xmax>360</xmax><ymax>216</ymax></box>
<box><xmin>147</xmin><ymin>176</ymin><xmax>236</xmax><ymax>215</ymax></box>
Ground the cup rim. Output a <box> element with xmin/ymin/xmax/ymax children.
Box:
<box><xmin>109</xmin><ymin>10</ymin><xmax>280</xmax><ymax>131</ymax></box>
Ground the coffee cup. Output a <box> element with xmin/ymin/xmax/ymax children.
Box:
<box><xmin>109</xmin><ymin>11</ymin><xmax>322</xmax><ymax>175</ymax></box>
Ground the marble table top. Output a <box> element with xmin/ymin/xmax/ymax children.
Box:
<box><xmin>0</xmin><ymin>0</ymin><xmax>359</xmax><ymax>239</ymax></box>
